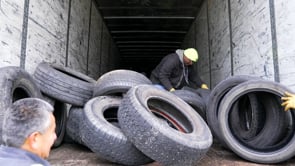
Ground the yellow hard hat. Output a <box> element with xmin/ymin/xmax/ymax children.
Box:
<box><xmin>184</xmin><ymin>48</ymin><xmax>198</xmax><ymax>62</ymax></box>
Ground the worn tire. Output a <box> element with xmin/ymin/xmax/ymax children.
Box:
<box><xmin>228</xmin><ymin>93</ymin><xmax>263</xmax><ymax>140</ymax></box>
<box><xmin>80</xmin><ymin>96</ymin><xmax>152</xmax><ymax>165</ymax></box>
<box><xmin>206</xmin><ymin>75</ymin><xmax>259</xmax><ymax>143</ymax></box>
<box><xmin>65</xmin><ymin>106</ymin><xmax>84</xmax><ymax>145</ymax></box>
<box><xmin>42</xmin><ymin>94</ymin><xmax>68</xmax><ymax>147</ymax></box>
<box><xmin>93</xmin><ymin>70</ymin><xmax>152</xmax><ymax>96</ymax></box>
<box><xmin>228</xmin><ymin>92</ymin><xmax>288</xmax><ymax>148</ymax></box>
<box><xmin>181</xmin><ymin>86</ymin><xmax>211</xmax><ymax>105</ymax></box>
<box><xmin>172</xmin><ymin>89</ymin><xmax>206</xmax><ymax>120</ymax></box>
<box><xmin>51</xmin><ymin>99</ymin><xmax>67</xmax><ymax>148</ymax></box>
<box><xmin>33</xmin><ymin>62</ymin><xmax>95</xmax><ymax>106</ymax></box>
<box><xmin>195</xmin><ymin>88</ymin><xmax>211</xmax><ymax>109</ymax></box>
<box><xmin>118</xmin><ymin>85</ymin><xmax>212</xmax><ymax>166</ymax></box>
<box><xmin>0</xmin><ymin>66</ymin><xmax>42</xmax><ymax>144</ymax></box>
<box><xmin>218</xmin><ymin>80</ymin><xmax>295</xmax><ymax>163</ymax></box>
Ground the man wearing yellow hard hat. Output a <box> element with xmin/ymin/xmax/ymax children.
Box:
<box><xmin>150</xmin><ymin>48</ymin><xmax>209</xmax><ymax>92</ymax></box>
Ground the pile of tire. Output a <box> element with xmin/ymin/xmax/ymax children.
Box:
<box><xmin>206</xmin><ymin>75</ymin><xmax>295</xmax><ymax>164</ymax></box>
<box><xmin>3</xmin><ymin>62</ymin><xmax>295</xmax><ymax>165</ymax></box>
<box><xmin>66</xmin><ymin>69</ymin><xmax>212</xmax><ymax>165</ymax></box>
<box><xmin>5</xmin><ymin>62</ymin><xmax>211</xmax><ymax>165</ymax></box>
<box><xmin>33</xmin><ymin>62</ymin><xmax>95</xmax><ymax>147</ymax></box>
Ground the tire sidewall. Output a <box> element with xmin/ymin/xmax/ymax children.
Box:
<box><xmin>118</xmin><ymin>85</ymin><xmax>212</xmax><ymax>165</ymax></box>
<box><xmin>218</xmin><ymin>80</ymin><xmax>295</xmax><ymax>163</ymax></box>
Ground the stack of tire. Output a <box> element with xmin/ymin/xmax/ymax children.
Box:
<box><xmin>2</xmin><ymin>62</ymin><xmax>295</xmax><ymax>165</ymax></box>
<box><xmin>33</xmin><ymin>62</ymin><xmax>95</xmax><ymax>148</ymax></box>
<box><xmin>206</xmin><ymin>75</ymin><xmax>295</xmax><ymax>164</ymax></box>
<box><xmin>31</xmin><ymin>62</ymin><xmax>213</xmax><ymax>165</ymax></box>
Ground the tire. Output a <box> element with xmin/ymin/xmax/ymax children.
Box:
<box><xmin>65</xmin><ymin>106</ymin><xmax>84</xmax><ymax>145</ymax></box>
<box><xmin>181</xmin><ymin>86</ymin><xmax>211</xmax><ymax>106</ymax></box>
<box><xmin>42</xmin><ymin>94</ymin><xmax>68</xmax><ymax>147</ymax></box>
<box><xmin>195</xmin><ymin>88</ymin><xmax>211</xmax><ymax>108</ymax></box>
<box><xmin>51</xmin><ymin>99</ymin><xmax>67</xmax><ymax>148</ymax></box>
<box><xmin>172</xmin><ymin>89</ymin><xmax>206</xmax><ymax>120</ymax></box>
<box><xmin>93</xmin><ymin>70</ymin><xmax>152</xmax><ymax>97</ymax></box>
<box><xmin>218</xmin><ymin>80</ymin><xmax>295</xmax><ymax>163</ymax></box>
<box><xmin>0</xmin><ymin>66</ymin><xmax>42</xmax><ymax>144</ymax></box>
<box><xmin>206</xmin><ymin>75</ymin><xmax>259</xmax><ymax>144</ymax></box>
<box><xmin>33</xmin><ymin>62</ymin><xmax>95</xmax><ymax>106</ymax></box>
<box><xmin>228</xmin><ymin>92</ymin><xmax>287</xmax><ymax>148</ymax></box>
<box><xmin>80</xmin><ymin>96</ymin><xmax>152</xmax><ymax>165</ymax></box>
<box><xmin>118</xmin><ymin>85</ymin><xmax>212</xmax><ymax>166</ymax></box>
<box><xmin>229</xmin><ymin>93</ymin><xmax>263</xmax><ymax>140</ymax></box>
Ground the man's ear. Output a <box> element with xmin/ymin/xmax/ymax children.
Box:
<box><xmin>26</xmin><ymin>132</ymin><xmax>40</xmax><ymax>150</ymax></box>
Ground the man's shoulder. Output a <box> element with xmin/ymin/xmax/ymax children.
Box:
<box><xmin>166</xmin><ymin>52</ymin><xmax>178</xmax><ymax>57</ymax></box>
<box><xmin>163</xmin><ymin>52</ymin><xmax>180</xmax><ymax>62</ymax></box>
<box><xmin>0</xmin><ymin>146</ymin><xmax>50</xmax><ymax>166</ymax></box>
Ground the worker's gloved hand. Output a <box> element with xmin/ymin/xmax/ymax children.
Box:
<box><xmin>169</xmin><ymin>88</ymin><xmax>175</xmax><ymax>92</ymax></box>
<box><xmin>201</xmin><ymin>84</ymin><xmax>209</xmax><ymax>89</ymax></box>
<box><xmin>281</xmin><ymin>92</ymin><xmax>295</xmax><ymax>111</ymax></box>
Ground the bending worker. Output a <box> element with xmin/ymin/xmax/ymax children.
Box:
<box><xmin>282</xmin><ymin>92</ymin><xmax>295</xmax><ymax>111</ymax></box>
<box><xmin>150</xmin><ymin>48</ymin><xmax>208</xmax><ymax>91</ymax></box>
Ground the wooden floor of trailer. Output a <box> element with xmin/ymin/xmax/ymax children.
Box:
<box><xmin>48</xmin><ymin>141</ymin><xmax>295</xmax><ymax>166</ymax></box>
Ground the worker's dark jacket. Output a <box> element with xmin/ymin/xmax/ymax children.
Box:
<box><xmin>0</xmin><ymin>146</ymin><xmax>51</xmax><ymax>166</ymax></box>
<box><xmin>150</xmin><ymin>52</ymin><xmax>203</xmax><ymax>90</ymax></box>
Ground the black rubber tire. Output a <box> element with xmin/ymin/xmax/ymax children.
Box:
<box><xmin>195</xmin><ymin>88</ymin><xmax>211</xmax><ymax>108</ymax></box>
<box><xmin>118</xmin><ymin>85</ymin><xmax>212</xmax><ymax>166</ymax></box>
<box><xmin>65</xmin><ymin>106</ymin><xmax>84</xmax><ymax>145</ymax></box>
<box><xmin>33</xmin><ymin>62</ymin><xmax>95</xmax><ymax>106</ymax></box>
<box><xmin>93</xmin><ymin>69</ymin><xmax>152</xmax><ymax>97</ymax></box>
<box><xmin>206</xmin><ymin>75</ymin><xmax>259</xmax><ymax>143</ymax></box>
<box><xmin>47</xmin><ymin>97</ymin><xmax>67</xmax><ymax>148</ymax></box>
<box><xmin>218</xmin><ymin>80</ymin><xmax>295</xmax><ymax>164</ymax></box>
<box><xmin>0</xmin><ymin>66</ymin><xmax>42</xmax><ymax>144</ymax></box>
<box><xmin>228</xmin><ymin>92</ymin><xmax>288</xmax><ymax>148</ymax></box>
<box><xmin>229</xmin><ymin>93</ymin><xmax>263</xmax><ymax>140</ymax></box>
<box><xmin>80</xmin><ymin>96</ymin><xmax>152</xmax><ymax>165</ymax></box>
<box><xmin>172</xmin><ymin>89</ymin><xmax>206</xmax><ymax>120</ymax></box>
<box><xmin>42</xmin><ymin>94</ymin><xmax>68</xmax><ymax>147</ymax></box>
<box><xmin>181</xmin><ymin>86</ymin><xmax>211</xmax><ymax>105</ymax></box>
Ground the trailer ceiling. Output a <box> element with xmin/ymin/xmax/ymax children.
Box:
<box><xmin>94</xmin><ymin>0</ymin><xmax>204</xmax><ymax>74</ymax></box>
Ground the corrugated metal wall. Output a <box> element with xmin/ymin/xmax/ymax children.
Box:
<box><xmin>1</xmin><ymin>0</ymin><xmax>295</xmax><ymax>90</ymax></box>
<box><xmin>183</xmin><ymin>0</ymin><xmax>295</xmax><ymax>91</ymax></box>
<box><xmin>0</xmin><ymin>0</ymin><xmax>119</xmax><ymax>80</ymax></box>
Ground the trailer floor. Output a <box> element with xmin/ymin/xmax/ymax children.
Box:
<box><xmin>48</xmin><ymin>142</ymin><xmax>295</xmax><ymax>166</ymax></box>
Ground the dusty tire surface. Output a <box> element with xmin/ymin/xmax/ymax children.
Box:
<box><xmin>228</xmin><ymin>93</ymin><xmax>263</xmax><ymax>141</ymax></box>
<box><xmin>118</xmin><ymin>85</ymin><xmax>212</xmax><ymax>166</ymax></box>
<box><xmin>172</xmin><ymin>89</ymin><xmax>206</xmax><ymax>120</ymax></box>
<box><xmin>80</xmin><ymin>96</ymin><xmax>152</xmax><ymax>165</ymax></box>
<box><xmin>34</xmin><ymin>62</ymin><xmax>95</xmax><ymax>106</ymax></box>
<box><xmin>246</xmin><ymin>94</ymin><xmax>287</xmax><ymax>147</ymax></box>
<box><xmin>206</xmin><ymin>75</ymin><xmax>259</xmax><ymax>144</ymax></box>
<box><xmin>195</xmin><ymin>88</ymin><xmax>211</xmax><ymax>109</ymax></box>
<box><xmin>218</xmin><ymin>80</ymin><xmax>295</xmax><ymax>164</ymax></box>
<box><xmin>93</xmin><ymin>69</ymin><xmax>152</xmax><ymax>96</ymax></box>
<box><xmin>65</xmin><ymin>106</ymin><xmax>84</xmax><ymax>145</ymax></box>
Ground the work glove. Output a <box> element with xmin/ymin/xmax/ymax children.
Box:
<box><xmin>281</xmin><ymin>92</ymin><xmax>295</xmax><ymax>111</ymax></box>
<box><xmin>201</xmin><ymin>84</ymin><xmax>209</xmax><ymax>89</ymax></box>
<box><xmin>169</xmin><ymin>88</ymin><xmax>175</xmax><ymax>92</ymax></box>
